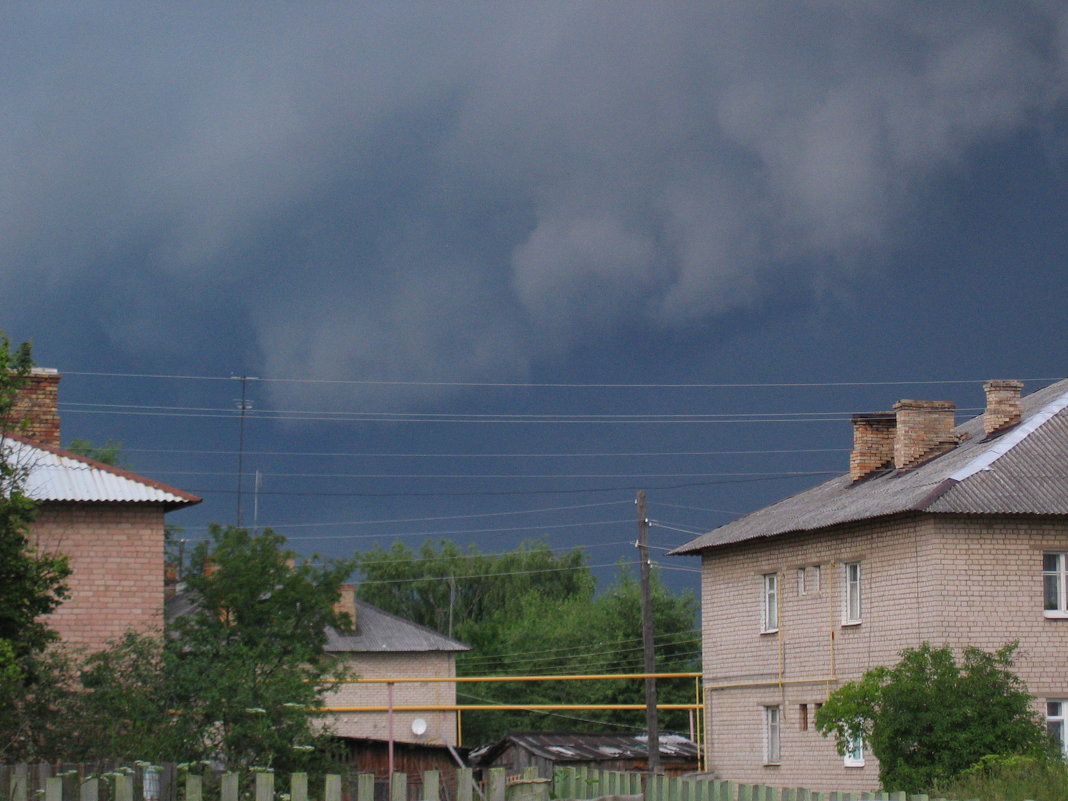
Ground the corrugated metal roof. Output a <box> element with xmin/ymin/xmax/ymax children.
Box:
<box><xmin>671</xmin><ymin>378</ymin><xmax>1068</xmax><ymax>554</ymax></box>
<box><xmin>324</xmin><ymin>599</ymin><xmax>470</xmax><ymax>653</ymax></box>
<box><xmin>470</xmin><ymin>732</ymin><xmax>698</xmax><ymax>765</ymax></box>
<box><xmin>3</xmin><ymin>435</ymin><xmax>200</xmax><ymax>508</ymax></box>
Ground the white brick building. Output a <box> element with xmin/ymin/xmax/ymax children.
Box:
<box><xmin>672</xmin><ymin>379</ymin><xmax>1068</xmax><ymax>792</ymax></box>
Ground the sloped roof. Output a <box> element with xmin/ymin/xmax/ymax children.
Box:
<box><xmin>166</xmin><ymin>594</ymin><xmax>468</xmax><ymax>653</ymax></box>
<box><xmin>2</xmin><ymin>434</ymin><xmax>201</xmax><ymax>509</ymax></box>
<box><xmin>470</xmin><ymin>732</ymin><xmax>697</xmax><ymax>765</ymax></box>
<box><xmin>672</xmin><ymin>378</ymin><xmax>1068</xmax><ymax>555</ymax></box>
<box><xmin>325</xmin><ymin>599</ymin><xmax>469</xmax><ymax>653</ymax></box>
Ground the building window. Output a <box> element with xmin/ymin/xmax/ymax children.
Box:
<box><xmin>764</xmin><ymin>706</ymin><xmax>781</xmax><ymax>764</ymax></box>
<box><xmin>844</xmin><ymin>730</ymin><xmax>864</xmax><ymax>767</ymax></box>
<box><xmin>1048</xmin><ymin>700</ymin><xmax>1067</xmax><ymax>758</ymax></box>
<box><xmin>1044</xmin><ymin>553</ymin><xmax>1068</xmax><ymax>617</ymax></box>
<box><xmin>799</xmin><ymin>703</ymin><xmax>809</xmax><ymax>731</ymax></box>
<box><xmin>762</xmin><ymin>573</ymin><xmax>779</xmax><ymax>633</ymax></box>
<box><xmin>797</xmin><ymin>565</ymin><xmax>821</xmax><ymax>596</ymax></box>
<box><xmin>843</xmin><ymin>562</ymin><xmax>862</xmax><ymax>624</ymax></box>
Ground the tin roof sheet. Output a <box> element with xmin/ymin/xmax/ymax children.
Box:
<box><xmin>470</xmin><ymin>732</ymin><xmax>698</xmax><ymax>765</ymax></box>
<box><xmin>672</xmin><ymin>378</ymin><xmax>1068</xmax><ymax>554</ymax></box>
<box><xmin>3</xmin><ymin>435</ymin><xmax>200</xmax><ymax>508</ymax></box>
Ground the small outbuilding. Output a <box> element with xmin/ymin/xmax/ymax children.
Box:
<box><xmin>470</xmin><ymin>732</ymin><xmax>699</xmax><ymax>777</ymax></box>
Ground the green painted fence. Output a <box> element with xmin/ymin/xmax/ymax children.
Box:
<box><xmin>0</xmin><ymin>764</ymin><xmax>1014</xmax><ymax>801</ymax></box>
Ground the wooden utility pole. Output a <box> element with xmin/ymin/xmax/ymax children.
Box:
<box><xmin>636</xmin><ymin>490</ymin><xmax>660</xmax><ymax>775</ymax></box>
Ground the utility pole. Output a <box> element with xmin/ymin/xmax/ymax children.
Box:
<box><xmin>636</xmin><ymin>489</ymin><xmax>660</xmax><ymax>776</ymax></box>
<box><xmin>232</xmin><ymin>375</ymin><xmax>257</xmax><ymax>527</ymax></box>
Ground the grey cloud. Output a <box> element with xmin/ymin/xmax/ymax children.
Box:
<box><xmin>3</xmin><ymin>2</ymin><xmax>1067</xmax><ymax>400</ymax></box>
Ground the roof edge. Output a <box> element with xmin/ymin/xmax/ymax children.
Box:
<box><xmin>3</xmin><ymin>433</ymin><xmax>202</xmax><ymax>508</ymax></box>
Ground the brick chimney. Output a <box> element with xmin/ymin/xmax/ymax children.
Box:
<box><xmin>8</xmin><ymin>368</ymin><xmax>61</xmax><ymax>446</ymax></box>
<box><xmin>892</xmin><ymin>399</ymin><xmax>957</xmax><ymax>470</ymax></box>
<box><xmin>850</xmin><ymin>412</ymin><xmax>896</xmax><ymax>482</ymax></box>
<box><xmin>334</xmin><ymin>583</ymin><xmax>357</xmax><ymax>630</ymax></box>
<box><xmin>983</xmin><ymin>379</ymin><xmax>1023</xmax><ymax>436</ymax></box>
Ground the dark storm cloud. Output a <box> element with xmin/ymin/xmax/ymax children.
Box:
<box><xmin>3</xmin><ymin>3</ymin><xmax>1067</xmax><ymax>403</ymax></box>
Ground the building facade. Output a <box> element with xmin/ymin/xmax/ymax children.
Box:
<box><xmin>674</xmin><ymin>379</ymin><xmax>1068</xmax><ymax>792</ymax></box>
<box><xmin>6</xmin><ymin>369</ymin><xmax>200</xmax><ymax>653</ymax></box>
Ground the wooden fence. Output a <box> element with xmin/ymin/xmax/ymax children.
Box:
<box><xmin>0</xmin><ymin>764</ymin><xmax>988</xmax><ymax>801</ymax></box>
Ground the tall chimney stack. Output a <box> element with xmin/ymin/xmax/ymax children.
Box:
<box><xmin>8</xmin><ymin>368</ymin><xmax>61</xmax><ymax>447</ymax></box>
<box><xmin>850</xmin><ymin>412</ymin><xmax>896</xmax><ymax>482</ymax></box>
<box><xmin>892</xmin><ymin>399</ymin><xmax>956</xmax><ymax>470</ymax></box>
<box><xmin>983</xmin><ymin>379</ymin><xmax>1023</xmax><ymax>436</ymax></box>
<box><xmin>334</xmin><ymin>583</ymin><xmax>357</xmax><ymax>630</ymax></box>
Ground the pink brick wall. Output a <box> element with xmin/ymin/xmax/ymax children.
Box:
<box><xmin>325</xmin><ymin>651</ymin><xmax>461</xmax><ymax>745</ymax></box>
<box><xmin>700</xmin><ymin>513</ymin><xmax>1068</xmax><ymax>792</ymax></box>
<box><xmin>31</xmin><ymin>501</ymin><xmax>166</xmax><ymax>652</ymax></box>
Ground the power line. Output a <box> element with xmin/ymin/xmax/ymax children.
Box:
<box><xmin>62</xmin><ymin>370</ymin><xmax>1061</xmax><ymax>389</ymax></box>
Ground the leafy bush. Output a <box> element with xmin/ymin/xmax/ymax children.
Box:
<box><xmin>814</xmin><ymin>642</ymin><xmax>1055</xmax><ymax>792</ymax></box>
<box><xmin>936</xmin><ymin>753</ymin><xmax>1068</xmax><ymax>801</ymax></box>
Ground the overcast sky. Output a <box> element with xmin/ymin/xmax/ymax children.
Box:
<box><xmin>4</xmin><ymin>3</ymin><xmax>1068</xmax><ymax>599</ymax></box>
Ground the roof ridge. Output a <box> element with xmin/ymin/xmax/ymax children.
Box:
<box><xmin>947</xmin><ymin>385</ymin><xmax>1068</xmax><ymax>483</ymax></box>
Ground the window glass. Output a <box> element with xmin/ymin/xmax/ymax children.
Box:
<box><xmin>844</xmin><ymin>730</ymin><xmax>864</xmax><ymax>766</ymax></box>
<box><xmin>1044</xmin><ymin>553</ymin><xmax>1067</xmax><ymax>615</ymax></box>
<box><xmin>765</xmin><ymin>706</ymin><xmax>781</xmax><ymax>763</ymax></box>
<box><xmin>844</xmin><ymin>562</ymin><xmax>862</xmax><ymax>623</ymax></box>
<box><xmin>1048</xmin><ymin>700</ymin><xmax>1066</xmax><ymax>758</ymax></box>
<box><xmin>763</xmin><ymin>573</ymin><xmax>778</xmax><ymax>632</ymax></box>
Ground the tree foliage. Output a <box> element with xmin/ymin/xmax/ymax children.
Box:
<box><xmin>354</xmin><ymin>539</ymin><xmax>700</xmax><ymax>745</ymax></box>
<box><xmin>10</xmin><ymin>525</ymin><xmax>354</xmax><ymax>770</ymax></box>
<box><xmin>0</xmin><ymin>335</ymin><xmax>71</xmax><ymax>760</ymax></box>
<box><xmin>814</xmin><ymin>642</ymin><xmax>1054</xmax><ymax>792</ymax></box>
<box><xmin>67</xmin><ymin>437</ymin><xmax>130</xmax><ymax>469</ymax></box>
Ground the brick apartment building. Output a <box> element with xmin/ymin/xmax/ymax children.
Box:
<box><xmin>672</xmin><ymin>379</ymin><xmax>1068</xmax><ymax>792</ymax></box>
<box><xmin>4</xmin><ymin>368</ymin><xmax>201</xmax><ymax>652</ymax></box>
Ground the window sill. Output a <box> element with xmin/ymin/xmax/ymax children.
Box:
<box><xmin>844</xmin><ymin>763</ymin><xmax>865</xmax><ymax>769</ymax></box>
<box><xmin>762</xmin><ymin>762</ymin><xmax>781</xmax><ymax>768</ymax></box>
<box><xmin>760</xmin><ymin>629</ymin><xmax>779</xmax><ymax>636</ymax></box>
<box><xmin>1044</xmin><ymin>611</ymin><xmax>1068</xmax><ymax>619</ymax></box>
<box><xmin>841</xmin><ymin>620</ymin><xmax>863</xmax><ymax>627</ymax></box>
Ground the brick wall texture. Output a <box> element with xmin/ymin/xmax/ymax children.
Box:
<box><xmin>10</xmin><ymin>372</ymin><xmax>61</xmax><ymax>447</ymax></box>
<box><xmin>32</xmin><ymin>502</ymin><xmax>166</xmax><ymax>652</ymax></box>
<box><xmin>700</xmin><ymin>512</ymin><xmax>1068</xmax><ymax>792</ymax></box>
<box><xmin>325</xmin><ymin>651</ymin><xmax>460</xmax><ymax>745</ymax></box>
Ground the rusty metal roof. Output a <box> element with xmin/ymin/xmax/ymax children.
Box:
<box><xmin>3</xmin><ymin>434</ymin><xmax>200</xmax><ymax>509</ymax></box>
<box><xmin>672</xmin><ymin>378</ymin><xmax>1068</xmax><ymax>554</ymax></box>
<box><xmin>470</xmin><ymin>732</ymin><xmax>697</xmax><ymax>765</ymax></box>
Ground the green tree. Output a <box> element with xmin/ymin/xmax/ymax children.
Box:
<box><xmin>166</xmin><ymin>525</ymin><xmax>355</xmax><ymax>771</ymax></box>
<box><xmin>815</xmin><ymin>642</ymin><xmax>1054</xmax><ymax>792</ymax></box>
<box><xmin>0</xmin><ymin>335</ymin><xmax>71</xmax><ymax>760</ymax></box>
<box><xmin>67</xmin><ymin>437</ymin><xmax>130</xmax><ymax>469</ymax></box>
<box><xmin>49</xmin><ymin>525</ymin><xmax>354</xmax><ymax>770</ymax></box>
<box><xmin>355</xmin><ymin>540</ymin><xmax>700</xmax><ymax>745</ymax></box>
<box><xmin>354</xmin><ymin>538</ymin><xmax>594</xmax><ymax>640</ymax></box>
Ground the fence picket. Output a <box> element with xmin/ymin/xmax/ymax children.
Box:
<box><xmin>290</xmin><ymin>773</ymin><xmax>307</xmax><ymax>801</ymax></box>
<box><xmin>185</xmin><ymin>773</ymin><xmax>203</xmax><ymax>801</ymax></box>
<box><xmin>80</xmin><ymin>777</ymin><xmax>98</xmax><ymax>801</ymax></box>
<box><xmin>456</xmin><ymin>769</ymin><xmax>474</xmax><ymax>801</ymax></box>
<box><xmin>487</xmin><ymin>768</ymin><xmax>506</xmax><ymax>801</ymax></box>
<box><xmin>357</xmin><ymin>773</ymin><xmax>375</xmax><ymax>801</ymax></box>
<box><xmin>424</xmin><ymin>770</ymin><xmax>440</xmax><ymax>801</ymax></box>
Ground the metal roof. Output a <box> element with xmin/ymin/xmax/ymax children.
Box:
<box><xmin>3</xmin><ymin>435</ymin><xmax>200</xmax><ymax>509</ymax></box>
<box><xmin>671</xmin><ymin>378</ymin><xmax>1068</xmax><ymax>555</ymax></box>
<box><xmin>470</xmin><ymin>732</ymin><xmax>697</xmax><ymax>765</ymax></box>
<box><xmin>167</xmin><ymin>594</ymin><xmax>468</xmax><ymax>653</ymax></box>
<box><xmin>324</xmin><ymin>599</ymin><xmax>470</xmax><ymax>653</ymax></box>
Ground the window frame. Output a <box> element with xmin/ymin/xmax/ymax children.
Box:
<box><xmin>1044</xmin><ymin>553</ymin><xmax>1068</xmax><ymax>618</ymax></box>
<box><xmin>842</xmin><ymin>562</ymin><xmax>863</xmax><ymax>625</ymax></box>
<box><xmin>843</xmin><ymin>729</ymin><xmax>865</xmax><ymax>767</ymax></box>
<box><xmin>764</xmin><ymin>705</ymin><xmax>781</xmax><ymax>765</ymax></box>
<box><xmin>761</xmin><ymin>572</ymin><xmax>779</xmax><ymax>633</ymax></box>
<box><xmin>1048</xmin><ymin>699</ymin><xmax>1067</xmax><ymax>758</ymax></box>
